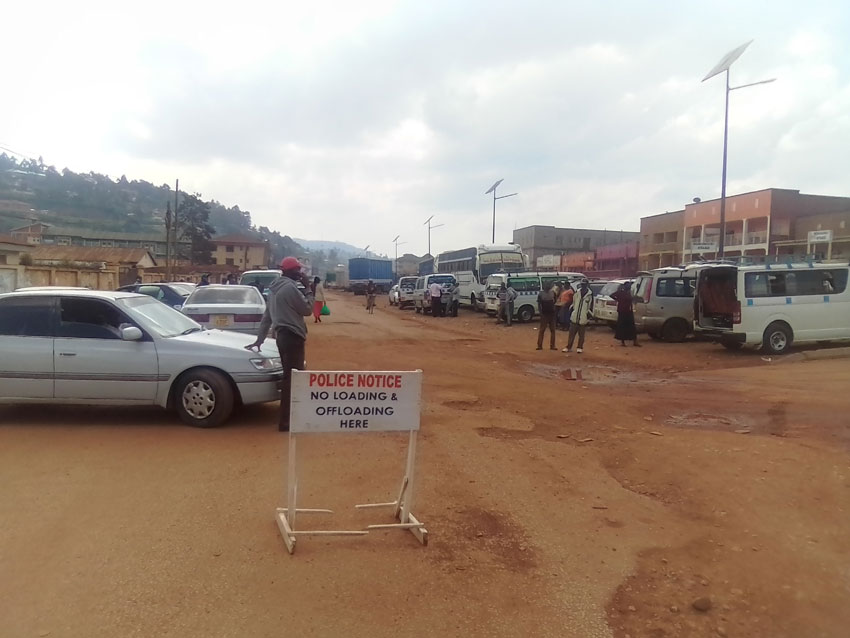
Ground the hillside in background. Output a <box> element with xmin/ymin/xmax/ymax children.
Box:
<box><xmin>293</xmin><ymin>238</ymin><xmax>383</xmax><ymax>262</ymax></box>
<box><xmin>0</xmin><ymin>153</ymin><xmax>306</xmax><ymax>265</ymax></box>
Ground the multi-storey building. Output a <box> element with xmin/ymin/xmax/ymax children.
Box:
<box><xmin>512</xmin><ymin>225</ymin><xmax>639</xmax><ymax>266</ymax></box>
<box><xmin>210</xmin><ymin>234</ymin><xmax>270</xmax><ymax>270</ymax></box>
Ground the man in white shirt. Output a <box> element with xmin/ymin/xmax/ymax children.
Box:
<box><xmin>428</xmin><ymin>280</ymin><xmax>443</xmax><ymax>317</ymax></box>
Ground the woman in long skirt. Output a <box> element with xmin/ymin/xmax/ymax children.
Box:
<box><xmin>312</xmin><ymin>277</ymin><xmax>325</xmax><ymax>323</ymax></box>
<box><xmin>611</xmin><ymin>281</ymin><xmax>639</xmax><ymax>347</ymax></box>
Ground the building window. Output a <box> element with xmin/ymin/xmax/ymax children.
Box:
<box><xmin>101</xmin><ymin>240</ymin><xmax>114</xmax><ymax>247</ymax></box>
<box><xmin>653</xmin><ymin>233</ymin><xmax>664</xmax><ymax>244</ymax></box>
<box><xmin>225</xmin><ymin>245</ymin><xmax>234</xmax><ymax>253</ymax></box>
<box><xmin>226</xmin><ymin>258</ymin><xmax>234</xmax><ymax>266</ymax></box>
<box><xmin>57</xmin><ymin>237</ymin><xmax>71</xmax><ymax>246</ymax></box>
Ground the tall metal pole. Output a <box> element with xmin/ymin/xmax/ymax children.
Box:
<box><xmin>718</xmin><ymin>69</ymin><xmax>730</xmax><ymax>258</ymax></box>
<box><xmin>492</xmin><ymin>190</ymin><xmax>497</xmax><ymax>244</ymax></box>
<box><xmin>173</xmin><ymin>179</ymin><xmax>179</xmax><ymax>272</ymax></box>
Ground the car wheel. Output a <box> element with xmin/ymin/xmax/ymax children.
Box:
<box><xmin>415</xmin><ymin>304</ymin><xmax>422</xmax><ymax>314</ymax></box>
<box><xmin>762</xmin><ymin>322</ymin><xmax>792</xmax><ymax>355</ymax></box>
<box><xmin>517</xmin><ymin>305</ymin><xmax>535</xmax><ymax>323</ymax></box>
<box><xmin>661</xmin><ymin>318</ymin><xmax>689</xmax><ymax>343</ymax></box>
<box><xmin>174</xmin><ymin>369</ymin><xmax>234</xmax><ymax>428</ymax></box>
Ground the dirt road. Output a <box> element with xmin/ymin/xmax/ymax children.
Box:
<box><xmin>1</xmin><ymin>292</ymin><xmax>848</xmax><ymax>637</ymax></box>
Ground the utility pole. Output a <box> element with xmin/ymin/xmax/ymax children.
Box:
<box><xmin>172</xmin><ymin>179</ymin><xmax>180</xmax><ymax>277</ymax></box>
<box><xmin>423</xmin><ymin>215</ymin><xmax>444</xmax><ymax>255</ymax></box>
<box><xmin>485</xmin><ymin>179</ymin><xmax>518</xmax><ymax>244</ymax></box>
<box><xmin>164</xmin><ymin>201</ymin><xmax>172</xmax><ymax>281</ymax></box>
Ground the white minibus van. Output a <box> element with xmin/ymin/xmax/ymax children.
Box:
<box><xmin>483</xmin><ymin>271</ymin><xmax>585</xmax><ymax>322</ymax></box>
<box><xmin>694</xmin><ymin>261</ymin><xmax>850</xmax><ymax>354</ymax></box>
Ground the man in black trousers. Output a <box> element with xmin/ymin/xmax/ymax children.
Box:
<box><xmin>246</xmin><ymin>257</ymin><xmax>313</xmax><ymax>431</ymax></box>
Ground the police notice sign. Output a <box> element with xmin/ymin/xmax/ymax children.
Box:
<box><xmin>290</xmin><ymin>370</ymin><xmax>422</xmax><ymax>433</ymax></box>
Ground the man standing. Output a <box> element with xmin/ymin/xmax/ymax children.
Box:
<box><xmin>505</xmin><ymin>282</ymin><xmax>517</xmax><ymax>326</ymax></box>
<box><xmin>428</xmin><ymin>279</ymin><xmax>442</xmax><ymax>317</ymax></box>
<box><xmin>562</xmin><ymin>278</ymin><xmax>594</xmax><ymax>354</ymax></box>
<box><xmin>197</xmin><ymin>273</ymin><xmax>210</xmax><ymax>287</ymax></box>
<box><xmin>536</xmin><ymin>281</ymin><xmax>557</xmax><ymax>350</ymax></box>
<box><xmin>246</xmin><ymin>257</ymin><xmax>313</xmax><ymax>432</ymax></box>
<box><xmin>449</xmin><ymin>280</ymin><xmax>460</xmax><ymax>317</ymax></box>
<box><xmin>496</xmin><ymin>282</ymin><xmax>508</xmax><ymax>323</ymax></box>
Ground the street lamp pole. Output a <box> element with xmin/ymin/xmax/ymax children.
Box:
<box><xmin>423</xmin><ymin>216</ymin><xmax>444</xmax><ymax>255</ymax></box>
<box><xmin>485</xmin><ymin>179</ymin><xmax>518</xmax><ymax>244</ymax></box>
<box><xmin>703</xmin><ymin>41</ymin><xmax>775</xmax><ymax>258</ymax></box>
<box><xmin>391</xmin><ymin>235</ymin><xmax>406</xmax><ymax>280</ymax></box>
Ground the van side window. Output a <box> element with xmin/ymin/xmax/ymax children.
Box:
<box><xmin>656</xmin><ymin>278</ymin><xmax>694</xmax><ymax>298</ymax></box>
<box><xmin>509</xmin><ymin>278</ymin><xmax>540</xmax><ymax>292</ymax></box>
<box><xmin>745</xmin><ymin>269</ymin><xmax>848</xmax><ymax>297</ymax></box>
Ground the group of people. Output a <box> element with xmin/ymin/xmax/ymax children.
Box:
<box><xmin>427</xmin><ymin>280</ymin><xmax>460</xmax><ymax>317</ymax></box>
<box><xmin>533</xmin><ymin>278</ymin><xmax>639</xmax><ymax>353</ymax></box>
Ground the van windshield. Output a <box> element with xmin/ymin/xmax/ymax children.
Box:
<box><xmin>430</xmin><ymin>275</ymin><xmax>455</xmax><ymax>285</ymax></box>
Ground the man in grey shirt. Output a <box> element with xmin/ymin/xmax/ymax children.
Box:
<box><xmin>246</xmin><ymin>257</ymin><xmax>313</xmax><ymax>431</ymax></box>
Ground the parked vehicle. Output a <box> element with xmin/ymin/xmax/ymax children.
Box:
<box><xmin>397</xmin><ymin>276</ymin><xmax>418</xmax><ymax>308</ymax></box>
<box><xmin>483</xmin><ymin>271</ymin><xmax>585</xmax><ymax>322</ymax></box>
<box><xmin>348</xmin><ymin>258</ymin><xmax>393</xmax><ymax>295</ymax></box>
<box><xmin>593</xmin><ymin>280</ymin><xmax>630</xmax><ymax>325</ymax></box>
<box><xmin>388</xmin><ymin>284</ymin><xmax>400</xmax><ymax>306</ymax></box>
<box><xmin>695</xmin><ymin>261</ymin><xmax>850</xmax><ymax>354</ymax></box>
<box><xmin>181</xmin><ymin>285</ymin><xmax>266</xmax><ymax>334</ymax></box>
<box><xmin>434</xmin><ymin>244</ymin><xmax>527</xmax><ymax>310</ymax></box>
<box><xmin>0</xmin><ymin>289</ymin><xmax>282</xmax><ymax>427</ymax></box>
<box><xmin>412</xmin><ymin>274</ymin><xmax>458</xmax><ymax>314</ymax></box>
<box><xmin>116</xmin><ymin>282</ymin><xmax>196</xmax><ymax>309</ymax></box>
<box><xmin>239</xmin><ymin>269</ymin><xmax>281</xmax><ymax>299</ymax></box>
<box><xmin>632</xmin><ymin>267</ymin><xmax>698</xmax><ymax>342</ymax></box>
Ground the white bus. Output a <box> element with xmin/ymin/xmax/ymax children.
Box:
<box><xmin>695</xmin><ymin>261</ymin><xmax>850</xmax><ymax>354</ymax></box>
<box><xmin>434</xmin><ymin>244</ymin><xmax>526</xmax><ymax>310</ymax></box>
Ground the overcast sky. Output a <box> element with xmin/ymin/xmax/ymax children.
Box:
<box><xmin>3</xmin><ymin>1</ymin><xmax>848</xmax><ymax>257</ymax></box>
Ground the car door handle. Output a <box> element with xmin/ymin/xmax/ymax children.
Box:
<box><xmin>59</xmin><ymin>352</ymin><xmax>77</xmax><ymax>357</ymax></box>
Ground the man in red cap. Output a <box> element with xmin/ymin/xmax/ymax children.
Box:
<box><xmin>246</xmin><ymin>256</ymin><xmax>313</xmax><ymax>431</ymax></box>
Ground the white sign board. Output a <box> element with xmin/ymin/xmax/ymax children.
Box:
<box><xmin>808</xmin><ymin>230</ymin><xmax>833</xmax><ymax>243</ymax></box>
<box><xmin>691</xmin><ymin>243</ymin><xmax>717</xmax><ymax>252</ymax></box>
<box><xmin>536</xmin><ymin>254</ymin><xmax>559</xmax><ymax>268</ymax></box>
<box><xmin>290</xmin><ymin>370</ymin><xmax>422</xmax><ymax>433</ymax></box>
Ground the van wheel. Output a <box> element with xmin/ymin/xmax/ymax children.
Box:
<box><xmin>517</xmin><ymin>305</ymin><xmax>535</xmax><ymax>323</ymax></box>
<box><xmin>763</xmin><ymin>322</ymin><xmax>792</xmax><ymax>355</ymax></box>
<box><xmin>661</xmin><ymin>318</ymin><xmax>689</xmax><ymax>343</ymax></box>
<box><xmin>174</xmin><ymin>369</ymin><xmax>234</xmax><ymax>428</ymax></box>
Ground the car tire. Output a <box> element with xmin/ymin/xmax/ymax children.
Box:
<box><xmin>174</xmin><ymin>369</ymin><xmax>235</xmax><ymax>428</ymax></box>
<box><xmin>415</xmin><ymin>304</ymin><xmax>422</xmax><ymax>314</ymax></box>
<box><xmin>517</xmin><ymin>305</ymin><xmax>535</xmax><ymax>323</ymax></box>
<box><xmin>661</xmin><ymin>318</ymin><xmax>689</xmax><ymax>343</ymax></box>
<box><xmin>762</xmin><ymin>321</ymin><xmax>792</xmax><ymax>355</ymax></box>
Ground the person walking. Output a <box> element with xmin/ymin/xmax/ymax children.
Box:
<box><xmin>366</xmin><ymin>280</ymin><xmax>377</xmax><ymax>314</ymax></box>
<box><xmin>536</xmin><ymin>281</ymin><xmax>557</xmax><ymax>350</ymax></box>
<box><xmin>246</xmin><ymin>257</ymin><xmax>313</xmax><ymax>432</ymax></box>
<box><xmin>612</xmin><ymin>281</ymin><xmax>640</xmax><ymax>347</ymax></box>
<box><xmin>428</xmin><ymin>279</ymin><xmax>442</xmax><ymax>317</ymax></box>
<box><xmin>562</xmin><ymin>278</ymin><xmax>594</xmax><ymax>353</ymax></box>
<box><xmin>312</xmin><ymin>276</ymin><xmax>326</xmax><ymax>323</ymax></box>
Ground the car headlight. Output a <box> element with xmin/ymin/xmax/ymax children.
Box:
<box><xmin>250</xmin><ymin>357</ymin><xmax>282</xmax><ymax>370</ymax></box>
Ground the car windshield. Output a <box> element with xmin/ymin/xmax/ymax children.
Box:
<box><xmin>188</xmin><ymin>287</ymin><xmax>263</xmax><ymax>305</ymax></box>
<box><xmin>241</xmin><ymin>272</ymin><xmax>280</xmax><ymax>286</ymax></box>
<box><xmin>400</xmin><ymin>279</ymin><xmax>416</xmax><ymax>289</ymax></box>
<box><xmin>118</xmin><ymin>296</ymin><xmax>201</xmax><ymax>338</ymax></box>
<box><xmin>169</xmin><ymin>283</ymin><xmax>197</xmax><ymax>297</ymax></box>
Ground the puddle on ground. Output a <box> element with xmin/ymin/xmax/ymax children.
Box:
<box><xmin>666</xmin><ymin>412</ymin><xmax>755</xmax><ymax>432</ymax></box>
<box><xmin>524</xmin><ymin>362</ymin><xmax>666</xmax><ymax>386</ymax></box>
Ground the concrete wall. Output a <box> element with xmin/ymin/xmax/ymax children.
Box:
<box><xmin>0</xmin><ymin>265</ymin><xmax>118</xmax><ymax>293</ymax></box>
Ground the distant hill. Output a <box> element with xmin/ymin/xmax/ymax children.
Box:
<box><xmin>0</xmin><ymin>152</ymin><xmax>306</xmax><ymax>264</ymax></box>
<box><xmin>293</xmin><ymin>239</ymin><xmax>381</xmax><ymax>261</ymax></box>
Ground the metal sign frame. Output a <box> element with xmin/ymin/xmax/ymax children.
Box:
<box><xmin>275</xmin><ymin>370</ymin><xmax>428</xmax><ymax>554</ymax></box>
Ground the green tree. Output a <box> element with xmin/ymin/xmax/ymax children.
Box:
<box><xmin>176</xmin><ymin>193</ymin><xmax>215</xmax><ymax>264</ymax></box>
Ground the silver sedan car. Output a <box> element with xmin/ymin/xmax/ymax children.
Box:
<box><xmin>181</xmin><ymin>284</ymin><xmax>266</xmax><ymax>334</ymax></box>
<box><xmin>0</xmin><ymin>289</ymin><xmax>283</xmax><ymax>427</ymax></box>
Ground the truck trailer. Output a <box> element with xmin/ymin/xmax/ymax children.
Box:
<box><xmin>348</xmin><ymin>257</ymin><xmax>393</xmax><ymax>295</ymax></box>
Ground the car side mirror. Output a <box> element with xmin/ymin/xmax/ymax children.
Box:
<box><xmin>121</xmin><ymin>326</ymin><xmax>143</xmax><ymax>341</ymax></box>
